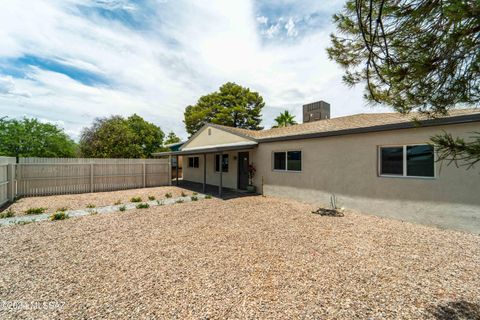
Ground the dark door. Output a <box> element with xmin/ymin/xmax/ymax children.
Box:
<box><xmin>237</xmin><ymin>152</ymin><xmax>249</xmax><ymax>190</ymax></box>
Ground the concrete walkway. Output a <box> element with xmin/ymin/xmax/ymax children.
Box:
<box><xmin>0</xmin><ymin>194</ymin><xmax>207</xmax><ymax>226</ymax></box>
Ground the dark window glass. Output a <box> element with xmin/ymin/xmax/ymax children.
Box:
<box><xmin>287</xmin><ymin>151</ymin><xmax>302</xmax><ymax>171</ymax></box>
<box><xmin>215</xmin><ymin>154</ymin><xmax>228</xmax><ymax>172</ymax></box>
<box><xmin>381</xmin><ymin>147</ymin><xmax>403</xmax><ymax>175</ymax></box>
<box><xmin>188</xmin><ymin>157</ymin><xmax>199</xmax><ymax>168</ymax></box>
<box><xmin>273</xmin><ymin>152</ymin><xmax>286</xmax><ymax>170</ymax></box>
<box><xmin>407</xmin><ymin>145</ymin><xmax>434</xmax><ymax>177</ymax></box>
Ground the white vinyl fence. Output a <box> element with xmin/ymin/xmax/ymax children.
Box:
<box><xmin>0</xmin><ymin>157</ymin><xmax>16</xmax><ymax>206</ymax></box>
<box><xmin>0</xmin><ymin>157</ymin><xmax>171</xmax><ymax>199</ymax></box>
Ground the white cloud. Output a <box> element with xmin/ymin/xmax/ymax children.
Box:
<box><xmin>285</xmin><ymin>17</ymin><xmax>298</xmax><ymax>37</ymax></box>
<box><xmin>0</xmin><ymin>0</ymin><xmax>390</xmax><ymax>141</ymax></box>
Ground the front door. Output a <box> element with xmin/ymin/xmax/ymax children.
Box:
<box><xmin>237</xmin><ymin>152</ymin><xmax>249</xmax><ymax>190</ymax></box>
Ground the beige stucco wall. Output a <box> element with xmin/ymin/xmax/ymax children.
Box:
<box><xmin>182</xmin><ymin>126</ymin><xmax>252</xmax><ymax>150</ymax></box>
<box><xmin>252</xmin><ymin>123</ymin><xmax>480</xmax><ymax>233</ymax></box>
<box><xmin>182</xmin><ymin>149</ymin><xmax>252</xmax><ymax>190</ymax></box>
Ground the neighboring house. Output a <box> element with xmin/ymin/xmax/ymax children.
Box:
<box><xmin>155</xmin><ymin>106</ymin><xmax>480</xmax><ymax>232</ymax></box>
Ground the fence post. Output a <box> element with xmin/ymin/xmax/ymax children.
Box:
<box><xmin>143</xmin><ymin>163</ymin><xmax>146</xmax><ymax>188</ymax></box>
<box><xmin>7</xmin><ymin>164</ymin><xmax>15</xmax><ymax>201</ymax></box>
<box><xmin>90</xmin><ymin>163</ymin><xmax>94</xmax><ymax>193</ymax></box>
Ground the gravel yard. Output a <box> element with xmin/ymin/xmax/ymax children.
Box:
<box><xmin>3</xmin><ymin>186</ymin><xmax>195</xmax><ymax>216</ymax></box>
<box><xmin>0</xmin><ymin>193</ymin><xmax>479</xmax><ymax>319</ymax></box>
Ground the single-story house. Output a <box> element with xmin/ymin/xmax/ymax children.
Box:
<box><xmin>155</xmin><ymin>106</ymin><xmax>480</xmax><ymax>232</ymax></box>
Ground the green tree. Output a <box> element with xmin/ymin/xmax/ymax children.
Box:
<box><xmin>79</xmin><ymin>114</ymin><xmax>164</xmax><ymax>158</ymax></box>
<box><xmin>328</xmin><ymin>0</ymin><xmax>480</xmax><ymax>168</ymax></box>
<box><xmin>164</xmin><ymin>131</ymin><xmax>181</xmax><ymax>145</ymax></box>
<box><xmin>273</xmin><ymin>111</ymin><xmax>297</xmax><ymax>128</ymax></box>
<box><xmin>184</xmin><ymin>82</ymin><xmax>264</xmax><ymax>136</ymax></box>
<box><xmin>0</xmin><ymin>117</ymin><xmax>77</xmax><ymax>162</ymax></box>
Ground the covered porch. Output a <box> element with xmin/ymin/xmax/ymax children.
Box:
<box><xmin>154</xmin><ymin>143</ymin><xmax>257</xmax><ymax>198</ymax></box>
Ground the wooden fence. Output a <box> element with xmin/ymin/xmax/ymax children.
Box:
<box><xmin>0</xmin><ymin>157</ymin><xmax>16</xmax><ymax>206</ymax></box>
<box><xmin>6</xmin><ymin>157</ymin><xmax>171</xmax><ymax>198</ymax></box>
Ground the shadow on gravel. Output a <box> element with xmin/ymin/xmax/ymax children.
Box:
<box><xmin>429</xmin><ymin>300</ymin><xmax>480</xmax><ymax>320</ymax></box>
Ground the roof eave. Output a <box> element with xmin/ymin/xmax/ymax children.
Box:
<box><xmin>257</xmin><ymin>113</ymin><xmax>480</xmax><ymax>143</ymax></box>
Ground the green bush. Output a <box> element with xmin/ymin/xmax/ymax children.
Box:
<box><xmin>205</xmin><ymin>194</ymin><xmax>212</xmax><ymax>199</ymax></box>
<box><xmin>130</xmin><ymin>197</ymin><xmax>142</xmax><ymax>203</ymax></box>
<box><xmin>175</xmin><ymin>199</ymin><xmax>184</xmax><ymax>204</ymax></box>
<box><xmin>57</xmin><ymin>207</ymin><xmax>68</xmax><ymax>212</ymax></box>
<box><xmin>89</xmin><ymin>210</ymin><xmax>98</xmax><ymax>215</ymax></box>
<box><xmin>50</xmin><ymin>211</ymin><xmax>69</xmax><ymax>221</ymax></box>
<box><xmin>181</xmin><ymin>191</ymin><xmax>187</xmax><ymax>197</ymax></box>
<box><xmin>136</xmin><ymin>203</ymin><xmax>150</xmax><ymax>209</ymax></box>
<box><xmin>119</xmin><ymin>205</ymin><xmax>126</xmax><ymax>212</ymax></box>
<box><xmin>114</xmin><ymin>200</ymin><xmax>122</xmax><ymax>205</ymax></box>
<box><xmin>0</xmin><ymin>209</ymin><xmax>15</xmax><ymax>219</ymax></box>
<box><xmin>192</xmin><ymin>192</ymin><xmax>198</xmax><ymax>195</ymax></box>
<box><xmin>165</xmin><ymin>192</ymin><xmax>172</xmax><ymax>198</ymax></box>
<box><xmin>148</xmin><ymin>195</ymin><xmax>156</xmax><ymax>201</ymax></box>
<box><xmin>25</xmin><ymin>207</ymin><xmax>47</xmax><ymax>215</ymax></box>
<box><xmin>191</xmin><ymin>196</ymin><xmax>198</xmax><ymax>201</ymax></box>
<box><xmin>86</xmin><ymin>204</ymin><xmax>96</xmax><ymax>208</ymax></box>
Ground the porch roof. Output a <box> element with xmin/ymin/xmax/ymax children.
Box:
<box><xmin>153</xmin><ymin>141</ymin><xmax>257</xmax><ymax>157</ymax></box>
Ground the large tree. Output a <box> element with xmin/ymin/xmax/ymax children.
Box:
<box><xmin>273</xmin><ymin>111</ymin><xmax>297</xmax><ymax>128</ymax></box>
<box><xmin>79</xmin><ymin>114</ymin><xmax>164</xmax><ymax>158</ymax></box>
<box><xmin>0</xmin><ymin>117</ymin><xmax>77</xmax><ymax>161</ymax></box>
<box><xmin>328</xmin><ymin>0</ymin><xmax>480</xmax><ymax>168</ymax></box>
<box><xmin>164</xmin><ymin>131</ymin><xmax>181</xmax><ymax>145</ymax></box>
<box><xmin>184</xmin><ymin>82</ymin><xmax>264</xmax><ymax>136</ymax></box>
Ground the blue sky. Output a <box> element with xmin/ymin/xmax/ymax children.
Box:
<box><xmin>0</xmin><ymin>0</ymin><xmax>389</xmax><ymax>140</ymax></box>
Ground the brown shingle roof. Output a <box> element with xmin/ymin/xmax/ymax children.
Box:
<box><xmin>210</xmin><ymin>108</ymin><xmax>480</xmax><ymax>141</ymax></box>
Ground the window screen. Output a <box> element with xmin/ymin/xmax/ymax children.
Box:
<box><xmin>287</xmin><ymin>151</ymin><xmax>302</xmax><ymax>171</ymax></box>
<box><xmin>380</xmin><ymin>147</ymin><xmax>403</xmax><ymax>175</ymax></box>
<box><xmin>407</xmin><ymin>145</ymin><xmax>434</xmax><ymax>177</ymax></box>
<box><xmin>273</xmin><ymin>152</ymin><xmax>286</xmax><ymax>170</ymax></box>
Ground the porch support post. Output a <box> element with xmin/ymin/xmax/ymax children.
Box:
<box><xmin>203</xmin><ymin>153</ymin><xmax>206</xmax><ymax>193</ymax></box>
<box><xmin>168</xmin><ymin>155</ymin><xmax>172</xmax><ymax>186</ymax></box>
<box><xmin>176</xmin><ymin>155</ymin><xmax>179</xmax><ymax>186</ymax></box>
<box><xmin>219</xmin><ymin>152</ymin><xmax>223</xmax><ymax>198</ymax></box>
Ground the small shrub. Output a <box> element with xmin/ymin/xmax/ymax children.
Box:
<box><xmin>165</xmin><ymin>192</ymin><xmax>172</xmax><ymax>198</ymax></box>
<box><xmin>50</xmin><ymin>211</ymin><xmax>69</xmax><ymax>221</ymax></box>
<box><xmin>175</xmin><ymin>199</ymin><xmax>184</xmax><ymax>204</ymax></box>
<box><xmin>181</xmin><ymin>191</ymin><xmax>187</xmax><ymax>197</ymax></box>
<box><xmin>192</xmin><ymin>192</ymin><xmax>198</xmax><ymax>195</ymax></box>
<box><xmin>148</xmin><ymin>195</ymin><xmax>156</xmax><ymax>201</ymax></box>
<box><xmin>114</xmin><ymin>200</ymin><xmax>122</xmax><ymax>205</ymax></box>
<box><xmin>205</xmin><ymin>194</ymin><xmax>212</xmax><ymax>199</ymax></box>
<box><xmin>0</xmin><ymin>209</ymin><xmax>15</xmax><ymax>219</ymax></box>
<box><xmin>89</xmin><ymin>210</ymin><xmax>98</xmax><ymax>215</ymax></box>
<box><xmin>136</xmin><ymin>203</ymin><xmax>150</xmax><ymax>209</ymax></box>
<box><xmin>57</xmin><ymin>207</ymin><xmax>68</xmax><ymax>212</ymax></box>
<box><xmin>25</xmin><ymin>207</ymin><xmax>47</xmax><ymax>215</ymax></box>
<box><xmin>191</xmin><ymin>196</ymin><xmax>198</xmax><ymax>201</ymax></box>
<box><xmin>86</xmin><ymin>204</ymin><xmax>96</xmax><ymax>209</ymax></box>
<box><xmin>16</xmin><ymin>220</ymin><xmax>32</xmax><ymax>225</ymax></box>
<box><xmin>119</xmin><ymin>205</ymin><xmax>126</xmax><ymax>212</ymax></box>
<box><xmin>130</xmin><ymin>197</ymin><xmax>142</xmax><ymax>203</ymax></box>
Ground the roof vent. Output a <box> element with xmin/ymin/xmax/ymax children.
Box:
<box><xmin>303</xmin><ymin>101</ymin><xmax>330</xmax><ymax>123</ymax></box>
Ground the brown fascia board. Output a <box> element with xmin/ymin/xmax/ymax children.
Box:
<box><xmin>257</xmin><ymin>113</ymin><xmax>480</xmax><ymax>143</ymax></box>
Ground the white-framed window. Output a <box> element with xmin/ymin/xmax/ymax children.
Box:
<box><xmin>272</xmin><ymin>151</ymin><xmax>302</xmax><ymax>172</ymax></box>
<box><xmin>188</xmin><ymin>156</ymin><xmax>199</xmax><ymax>168</ymax></box>
<box><xmin>215</xmin><ymin>154</ymin><xmax>228</xmax><ymax>172</ymax></box>
<box><xmin>379</xmin><ymin>144</ymin><xmax>435</xmax><ymax>178</ymax></box>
